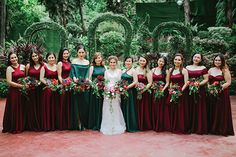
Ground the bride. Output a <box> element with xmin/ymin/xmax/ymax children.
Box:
<box><xmin>100</xmin><ymin>56</ymin><xmax>126</xmax><ymax>135</ymax></box>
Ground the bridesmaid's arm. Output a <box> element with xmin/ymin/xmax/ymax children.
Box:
<box><xmin>162</xmin><ymin>69</ymin><xmax>170</xmax><ymax>91</ymax></box>
<box><xmin>144</xmin><ymin>70</ymin><xmax>153</xmax><ymax>92</ymax></box>
<box><xmin>25</xmin><ymin>64</ymin><xmax>30</xmax><ymax>76</ymax></box>
<box><xmin>200</xmin><ymin>73</ymin><xmax>208</xmax><ymax>86</ymax></box>
<box><xmin>40</xmin><ymin>66</ymin><xmax>47</xmax><ymax>85</ymax></box>
<box><xmin>88</xmin><ymin>66</ymin><xmax>94</xmax><ymax>81</ymax></box>
<box><xmin>181</xmin><ymin>68</ymin><xmax>189</xmax><ymax>91</ymax></box>
<box><xmin>57</xmin><ymin>62</ymin><xmax>63</xmax><ymax>83</ymax></box>
<box><xmin>222</xmin><ymin>69</ymin><xmax>231</xmax><ymax>89</ymax></box>
<box><xmin>128</xmin><ymin>69</ymin><xmax>138</xmax><ymax>89</ymax></box>
<box><xmin>6</xmin><ymin>66</ymin><xmax>23</xmax><ymax>88</ymax></box>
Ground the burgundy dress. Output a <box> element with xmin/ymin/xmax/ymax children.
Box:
<box><xmin>168</xmin><ymin>73</ymin><xmax>189</xmax><ymax>134</ymax></box>
<box><xmin>137</xmin><ymin>74</ymin><xmax>152</xmax><ymax>130</ymax></box>
<box><xmin>41</xmin><ymin>66</ymin><xmax>58</xmax><ymax>131</ymax></box>
<box><xmin>188</xmin><ymin>69</ymin><xmax>208</xmax><ymax>134</ymax></box>
<box><xmin>152</xmin><ymin>73</ymin><xmax>170</xmax><ymax>131</ymax></box>
<box><xmin>26</xmin><ymin>65</ymin><xmax>43</xmax><ymax>131</ymax></box>
<box><xmin>208</xmin><ymin>75</ymin><xmax>234</xmax><ymax>136</ymax></box>
<box><xmin>57</xmin><ymin>61</ymin><xmax>71</xmax><ymax>130</ymax></box>
<box><xmin>2</xmin><ymin>65</ymin><xmax>26</xmax><ymax>133</ymax></box>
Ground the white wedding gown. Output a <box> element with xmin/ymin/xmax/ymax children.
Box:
<box><xmin>100</xmin><ymin>69</ymin><xmax>126</xmax><ymax>135</ymax></box>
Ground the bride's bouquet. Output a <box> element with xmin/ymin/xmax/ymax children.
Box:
<box><xmin>103</xmin><ymin>86</ymin><xmax>120</xmax><ymax>113</ymax></box>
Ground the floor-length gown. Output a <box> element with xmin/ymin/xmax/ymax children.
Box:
<box><xmin>208</xmin><ymin>75</ymin><xmax>234</xmax><ymax>136</ymax></box>
<box><xmin>41</xmin><ymin>66</ymin><xmax>58</xmax><ymax>131</ymax></box>
<box><xmin>137</xmin><ymin>74</ymin><xmax>152</xmax><ymax>131</ymax></box>
<box><xmin>2</xmin><ymin>65</ymin><xmax>26</xmax><ymax>133</ymax></box>
<box><xmin>57</xmin><ymin>61</ymin><xmax>71</xmax><ymax>130</ymax></box>
<box><xmin>26</xmin><ymin>65</ymin><xmax>43</xmax><ymax>131</ymax></box>
<box><xmin>70</xmin><ymin>64</ymin><xmax>89</xmax><ymax>130</ymax></box>
<box><xmin>151</xmin><ymin>73</ymin><xmax>170</xmax><ymax>132</ymax></box>
<box><xmin>188</xmin><ymin>69</ymin><xmax>208</xmax><ymax>134</ymax></box>
<box><xmin>88</xmin><ymin>65</ymin><xmax>106</xmax><ymax>130</ymax></box>
<box><xmin>121</xmin><ymin>72</ymin><xmax>138</xmax><ymax>132</ymax></box>
<box><xmin>100</xmin><ymin>69</ymin><xmax>126</xmax><ymax>135</ymax></box>
<box><xmin>167</xmin><ymin>73</ymin><xmax>189</xmax><ymax>134</ymax></box>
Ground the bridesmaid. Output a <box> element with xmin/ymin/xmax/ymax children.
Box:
<box><xmin>70</xmin><ymin>44</ymin><xmax>90</xmax><ymax>130</ymax></box>
<box><xmin>207</xmin><ymin>54</ymin><xmax>234</xmax><ymax>136</ymax></box>
<box><xmin>167</xmin><ymin>53</ymin><xmax>189</xmax><ymax>134</ymax></box>
<box><xmin>151</xmin><ymin>56</ymin><xmax>170</xmax><ymax>132</ymax></box>
<box><xmin>40</xmin><ymin>53</ymin><xmax>58</xmax><ymax>131</ymax></box>
<box><xmin>186</xmin><ymin>53</ymin><xmax>208</xmax><ymax>134</ymax></box>
<box><xmin>2</xmin><ymin>52</ymin><xmax>27</xmax><ymax>133</ymax></box>
<box><xmin>57</xmin><ymin>48</ymin><xmax>71</xmax><ymax>130</ymax></box>
<box><xmin>25</xmin><ymin>50</ymin><xmax>44</xmax><ymax>131</ymax></box>
<box><xmin>135</xmin><ymin>56</ymin><xmax>153</xmax><ymax>131</ymax></box>
<box><xmin>88</xmin><ymin>52</ymin><xmax>106</xmax><ymax>130</ymax></box>
<box><xmin>121</xmin><ymin>56</ymin><xmax>139</xmax><ymax>132</ymax></box>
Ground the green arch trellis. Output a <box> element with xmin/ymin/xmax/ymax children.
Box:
<box><xmin>24</xmin><ymin>21</ymin><xmax>68</xmax><ymax>51</ymax></box>
<box><xmin>88</xmin><ymin>12</ymin><xmax>133</xmax><ymax>58</ymax></box>
<box><xmin>152</xmin><ymin>21</ymin><xmax>193</xmax><ymax>59</ymax></box>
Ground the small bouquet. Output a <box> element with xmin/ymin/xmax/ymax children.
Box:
<box><xmin>188</xmin><ymin>77</ymin><xmax>203</xmax><ymax>95</ymax></box>
<box><xmin>18</xmin><ymin>76</ymin><xmax>40</xmax><ymax>95</ymax></box>
<box><xmin>207</xmin><ymin>81</ymin><xmax>225</xmax><ymax>97</ymax></box>
<box><xmin>151</xmin><ymin>81</ymin><xmax>165</xmax><ymax>100</ymax></box>
<box><xmin>135</xmin><ymin>82</ymin><xmax>151</xmax><ymax>100</ymax></box>
<box><xmin>103</xmin><ymin>86</ymin><xmax>119</xmax><ymax>114</ymax></box>
<box><xmin>43</xmin><ymin>78</ymin><xmax>59</xmax><ymax>91</ymax></box>
<box><xmin>58</xmin><ymin>78</ymin><xmax>73</xmax><ymax>94</ymax></box>
<box><xmin>115</xmin><ymin>80</ymin><xmax>129</xmax><ymax>99</ymax></box>
<box><xmin>90</xmin><ymin>75</ymin><xmax>107</xmax><ymax>97</ymax></box>
<box><xmin>71</xmin><ymin>78</ymin><xmax>90</xmax><ymax>93</ymax></box>
<box><xmin>169</xmin><ymin>83</ymin><xmax>182</xmax><ymax>103</ymax></box>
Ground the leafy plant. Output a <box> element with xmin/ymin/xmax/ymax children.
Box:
<box><xmin>0</xmin><ymin>79</ymin><xmax>8</xmax><ymax>98</ymax></box>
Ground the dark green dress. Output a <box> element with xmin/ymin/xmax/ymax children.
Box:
<box><xmin>121</xmin><ymin>72</ymin><xmax>138</xmax><ymax>132</ymax></box>
<box><xmin>88</xmin><ymin>65</ymin><xmax>106</xmax><ymax>130</ymax></box>
<box><xmin>70</xmin><ymin>64</ymin><xmax>89</xmax><ymax>130</ymax></box>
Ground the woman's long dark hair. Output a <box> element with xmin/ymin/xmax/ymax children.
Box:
<box><xmin>7</xmin><ymin>52</ymin><xmax>18</xmax><ymax>66</ymax></box>
<box><xmin>123</xmin><ymin>56</ymin><xmax>134</xmax><ymax>67</ymax></box>
<box><xmin>213</xmin><ymin>53</ymin><xmax>226</xmax><ymax>70</ymax></box>
<box><xmin>158</xmin><ymin>56</ymin><xmax>168</xmax><ymax>76</ymax></box>
<box><xmin>29</xmin><ymin>49</ymin><xmax>43</xmax><ymax>66</ymax></box>
<box><xmin>57</xmin><ymin>48</ymin><xmax>71</xmax><ymax>63</ymax></box>
<box><xmin>190</xmin><ymin>53</ymin><xmax>204</xmax><ymax>66</ymax></box>
<box><xmin>46</xmin><ymin>52</ymin><xmax>56</xmax><ymax>62</ymax></box>
<box><xmin>170</xmin><ymin>53</ymin><xmax>184</xmax><ymax>75</ymax></box>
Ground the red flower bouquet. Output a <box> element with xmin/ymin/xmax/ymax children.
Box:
<box><xmin>71</xmin><ymin>78</ymin><xmax>90</xmax><ymax>93</ymax></box>
<box><xmin>90</xmin><ymin>75</ymin><xmax>107</xmax><ymax>97</ymax></box>
<box><xmin>169</xmin><ymin>83</ymin><xmax>182</xmax><ymax>103</ymax></box>
<box><xmin>58</xmin><ymin>78</ymin><xmax>73</xmax><ymax>94</ymax></box>
<box><xmin>188</xmin><ymin>77</ymin><xmax>203</xmax><ymax>95</ymax></box>
<box><xmin>18</xmin><ymin>76</ymin><xmax>40</xmax><ymax>95</ymax></box>
<box><xmin>135</xmin><ymin>82</ymin><xmax>151</xmax><ymax>100</ymax></box>
<box><xmin>44</xmin><ymin>78</ymin><xmax>59</xmax><ymax>91</ymax></box>
<box><xmin>115</xmin><ymin>80</ymin><xmax>129</xmax><ymax>99</ymax></box>
<box><xmin>151</xmin><ymin>81</ymin><xmax>165</xmax><ymax>100</ymax></box>
<box><xmin>207</xmin><ymin>81</ymin><xmax>225</xmax><ymax>97</ymax></box>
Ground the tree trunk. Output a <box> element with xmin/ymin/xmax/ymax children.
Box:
<box><xmin>0</xmin><ymin>0</ymin><xmax>6</xmax><ymax>48</ymax></box>
<box><xmin>226</xmin><ymin>0</ymin><xmax>233</xmax><ymax>28</ymax></box>
<box><xmin>78</xmin><ymin>0</ymin><xmax>86</xmax><ymax>34</ymax></box>
<box><xmin>184</xmin><ymin>0</ymin><xmax>191</xmax><ymax>24</ymax></box>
